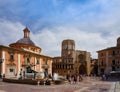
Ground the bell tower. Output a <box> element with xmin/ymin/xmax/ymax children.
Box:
<box><xmin>61</xmin><ymin>39</ymin><xmax>75</xmax><ymax>57</ymax></box>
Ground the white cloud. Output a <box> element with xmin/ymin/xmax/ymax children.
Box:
<box><xmin>0</xmin><ymin>18</ymin><xmax>120</xmax><ymax>59</ymax></box>
<box><xmin>31</xmin><ymin>25</ymin><xmax>119</xmax><ymax>58</ymax></box>
<box><xmin>0</xmin><ymin>19</ymin><xmax>25</xmax><ymax>46</ymax></box>
<box><xmin>1</xmin><ymin>0</ymin><xmax>120</xmax><ymax>59</ymax></box>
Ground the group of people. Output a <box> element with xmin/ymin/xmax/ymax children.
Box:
<box><xmin>66</xmin><ymin>74</ymin><xmax>83</xmax><ymax>84</ymax></box>
<box><xmin>66</xmin><ymin>73</ymin><xmax>110</xmax><ymax>84</ymax></box>
<box><xmin>0</xmin><ymin>74</ymin><xmax>5</xmax><ymax>79</ymax></box>
<box><xmin>101</xmin><ymin>74</ymin><xmax>112</xmax><ymax>81</ymax></box>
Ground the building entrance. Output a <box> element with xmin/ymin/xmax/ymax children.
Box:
<box><xmin>7</xmin><ymin>65</ymin><xmax>16</xmax><ymax>77</ymax></box>
<box><xmin>79</xmin><ymin>64</ymin><xmax>86</xmax><ymax>74</ymax></box>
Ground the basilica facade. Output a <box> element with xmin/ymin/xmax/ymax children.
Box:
<box><xmin>0</xmin><ymin>28</ymin><xmax>52</xmax><ymax>78</ymax></box>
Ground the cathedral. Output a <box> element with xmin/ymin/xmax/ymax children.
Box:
<box><xmin>52</xmin><ymin>39</ymin><xmax>91</xmax><ymax>76</ymax></box>
<box><xmin>0</xmin><ymin>28</ymin><xmax>52</xmax><ymax>78</ymax></box>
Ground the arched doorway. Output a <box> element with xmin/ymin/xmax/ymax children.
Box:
<box><xmin>7</xmin><ymin>63</ymin><xmax>16</xmax><ymax>77</ymax></box>
<box><xmin>79</xmin><ymin>64</ymin><xmax>86</xmax><ymax>74</ymax></box>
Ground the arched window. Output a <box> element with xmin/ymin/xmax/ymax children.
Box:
<box><xmin>27</xmin><ymin>58</ymin><xmax>30</xmax><ymax>63</ymax></box>
<box><xmin>9</xmin><ymin>51</ymin><xmax>14</xmax><ymax>61</ymax></box>
<box><xmin>10</xmin><ymin>53</ymin><xmax>14</xmax><ymax>60</ymax></box>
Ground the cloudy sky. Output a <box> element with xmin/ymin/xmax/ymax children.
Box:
<box><xmin>0</xmin><ymin>0</ymin><xmax>120</xmax><ymax>58</ymax></box>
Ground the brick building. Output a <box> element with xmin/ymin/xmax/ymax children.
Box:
<box><xmin>97</xmin><ymin>37</ymin><xmax>120</xmax><ymax>75</ymax></box>
<box><xmin>52</xmin><ymin>39</ymin><xmax>91</xmax><ymax>76</ymax></box>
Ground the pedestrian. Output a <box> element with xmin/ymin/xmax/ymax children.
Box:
<box><xmin>79</xmin><ymin>74</ymin><xmax>83</xmax><ymax>81</ymax></box>
<box><xmin>68</xmin><ymin>75</ymin><xmax>72</xmax><ymax>84</ymax></box>
<box><xmin>73</xmin><ymin>74</ymin><xmax>77</xmax><ymax>84</ymax></box>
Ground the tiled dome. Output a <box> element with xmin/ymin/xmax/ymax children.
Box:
<box><xmin>16</xmin><ymin>38</ymin><xmax>35</xmax><ymax>46</ymax></box>
<box><xmin>16</xmin><ymin>27</ymin><xmax>35</xmax><ymax>46</ymax></box>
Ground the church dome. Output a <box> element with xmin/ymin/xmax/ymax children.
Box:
<box><xmin>16</xmin><ymin>27</ymin><xmax>35</xmax><ymax>46</ymax></box>
<box><xmin>16</xmin><ymin>38</ymin><xmax>35</xmax><ymax>46</ymax></box>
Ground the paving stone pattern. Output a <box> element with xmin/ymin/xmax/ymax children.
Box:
<box><xmin>0</xmin><ymin>77</ymin><xmax>119</xmax><ymax>92</ymax></box>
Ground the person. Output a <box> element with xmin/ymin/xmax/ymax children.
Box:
<box><xmin>3</xmin><ymin>74</ymin><xmax>5</xmax><ymax>79</ymax></box>
<box><xmin>0</xmin><ymin>74</ymin><xmax>2</xmax><ymax>79</ymax></box>
<box><xmin>68</xmin><ymin>75</ymin><xmax>72</xmax><ymax>84</ymax></box>
<box><xmin>79</xmin><ymin>74</ymin><xmax>83</xmax><ymax>81</ymax></box>
<box><xmin>102</xmin><ymin>74</ymin><xmax>106</xmax><ymax>81</ymax></box>
<box><xmin>73</xmin><ymin>74</ymin><xmax>77</xmax><ymax>84</ymax></box>
<box><xmin>66</xmin><ymin>74</ymin><xmax>69</xmax><ymax>81</ymax></box>
<box><xmin>23</xmin><ymin>71</ymin><xmax>25</xmax><ymax>79</ymax></box>
<box><xmin>45</xmin><ymin>78</ymin><xmax>50</xmax><ymax>85</ymax></box>
<box><xmin>71</xmin><ymin>74</ymin><xmax>74</xmax><ymax>84</ymax></box>
<box><xmin>19</xmin><ymin>73</ymin><xmax>22</xmax><ymax>79</ymax></box>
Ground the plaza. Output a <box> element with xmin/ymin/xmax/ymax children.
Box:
<box><xmin>0</xmin><ymin>77</ymin><xmax>119</xmax><ymax>92</ymax></box>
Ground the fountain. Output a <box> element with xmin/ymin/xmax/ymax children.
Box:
<box><xmin>36</xmin><ymin>72</ymin><xmax>44</xmax><ymax>79</ymax></box>
<box><xmin>53</xmin><ymin>73</ymin><xmax>58</xmax><ymax>80</ymax></box>
<box><xmin>3</xmin><ymin>71</ymin><xmax>67</xmax><ymax>85</ymax></box>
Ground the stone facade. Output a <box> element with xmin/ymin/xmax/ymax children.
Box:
<box><xmin>97</xmin><ymin>37</ymin><xmax>120</xmax><ymax>75</ymax></box>
<box><xmin>0</xmin><ymin>28</ymin><xmax>52</xmax><ymax>78</ymax></box>
<box><xmin>52</xmin><ymin>39</ymin><xmax>91</xmax><ymax>76</ymax></box>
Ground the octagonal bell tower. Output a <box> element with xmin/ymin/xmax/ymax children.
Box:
<box><xmin>61</xmin><ymin>39</ymin><xmax>75</xmax><ymax>57</ymax></box>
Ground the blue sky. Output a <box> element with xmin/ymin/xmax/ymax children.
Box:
<box><xmin>0</xmin><ymin>0</ymin><xmax>92</xmax><ymax>30</ymax></box>
<box><xmin>0</xmin><ymin>0</ymin><xmax>120</xmax><ymax>58</ymax></box>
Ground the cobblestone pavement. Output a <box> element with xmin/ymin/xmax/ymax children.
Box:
<box><xmin>0</xmin><ymin>77</ymin><xmax>119</xmax><ymax>92</ymax></box>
